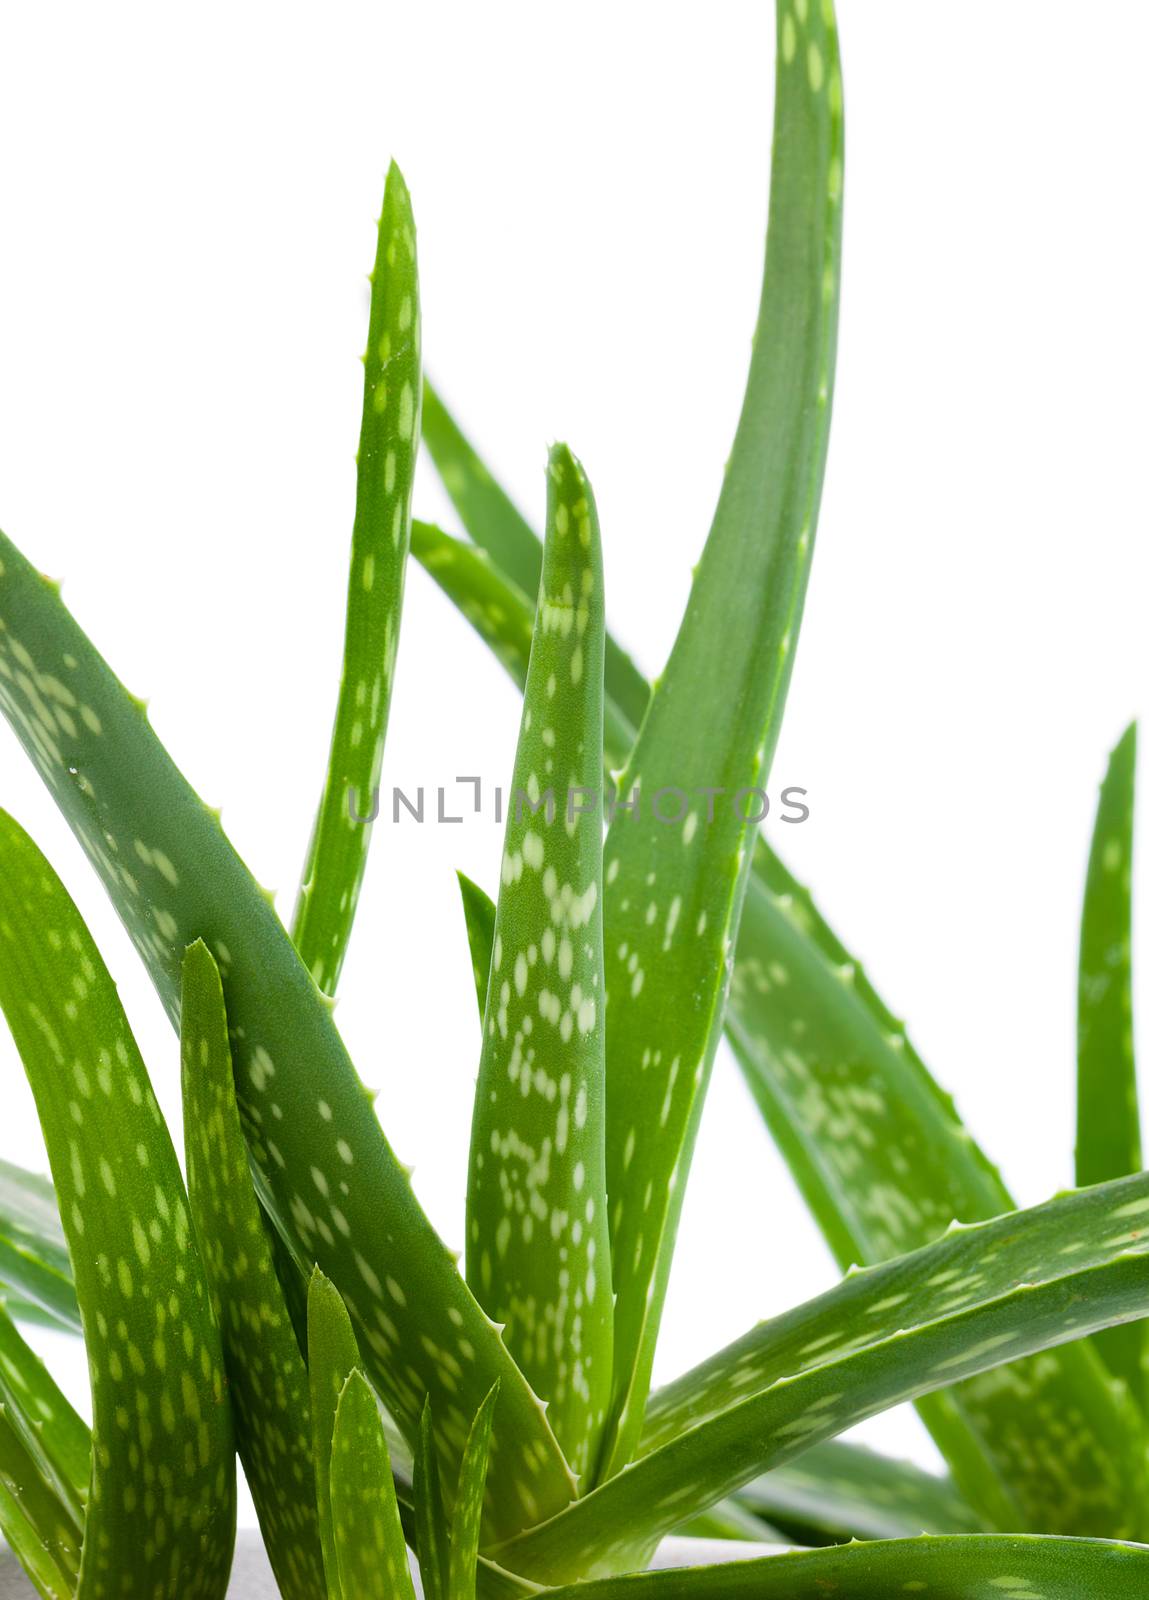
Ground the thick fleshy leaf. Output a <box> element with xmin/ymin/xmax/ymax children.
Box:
<box><xmin>181</xmin><ymin>941</ymin><xmax>325</xmax><ymax>1598</ymax></box>
<box><xmin>456</xmin><ymin>872</ymin><xmax>496</xmax><ymax>1023</ymax></box>
<box><xmin>0</xmin><ymin>1418</ymin><xmax>78</xmax><ymax>1600</ymax></box>
<box><xmin>0</xmin><ymin>525</ymin><xmax>576</xmax><ymax>1540</ymax></box>
<box><xmin>449</xmin><ymin>1384</ymin><xmax>498</xmax><ymax>1600</ymax></box>
<box><xmin>330</xmin><ymin>1369</ymin><xmax>416</xmax><ymax>1600</ymax></box>
<box><xmin>292</xmin><ymin>161</ymin><xmax>421</xmax><ymax>996</ymax></box>
<box><xmin>735</xmin><ymin>1439</ymin><xmax>981</xmax><ymax>1544</ymax></box>
<box><xmin>0</xmin><ymin>1301</ymin><xmax>85</xmax><ymax>1597</ymax></box>
<box><xmin>412</xmin><ymin>522</ymin><xmax>635</xmax><ymax>778</ymax></box>
<box><xmin>595</xmin><ymin>0</ymin><xmax>843</xmax><ymax>1478</ymax></box>
<box><xmin>0</xmin><ymin>811</ymin><xmax>235</xmax><ymax>1598</ymax></box>
<box><xmin>421</xmin><ymin>384</ymin><xmax>648</xmax><ymax>732</ymax></box>
<box><xmin>308</xmin><ymin>1267</ymin><xmax>362</xmax><ymax>1599</ymax></box>
<box><xmin>0</xmin><ymin>1302</ymin><xmax>87</xmax><ymax>1525</ymax></box>
<box><xmin>539</xmin><ymin>1536</ymin><xmax>1149</xmax><ymax>1600</ymax></box>
<box><xmin>497</xmin><ymin>1172</ymin><xmax>1149</xmax><ymax>1580</ymax></box>
<box><xmin>0</xmin><ymin>1158</ymin><xmax>78</xmax><ymax>1334</ymax></box>
<box><xmin>1077</xmin><ymin>721</ymin><xmax>1141</xmax><ymax>1397</ymax></box>
<box><xmin>414</xmin><ymin>1400</ymin><xmax>451</xmax><ymax>1600</ymax></box>
<box><xmin>466</xmin><ymin>444</ymin><xmax>612</xmax><ymax>1481</ymax></box>
<box><xmin>414</xmin><ymin>422</ymin><xmax>1146</xmax><ymax>1542</ymax></box>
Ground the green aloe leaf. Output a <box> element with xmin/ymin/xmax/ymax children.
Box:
<box><xmin>0</xmin><ymin>526</ymin><xmax>576</xmax><ymax>1540</ymax></box>
<box><xmin>735</xmin><ymin>1439</ymin><xmax>981</xmax><ymax>1545</ymax></box>
<box><xmin>0</xmin><ymin>1158</ymin><xmax>79</xmax><ymax>1334</ymax></box>
<box><xmin>497</xmin><ymin>1171</ymin><xmax>1149</xmax><ymax>1581</ymax></box>
<box><xmin>0</xmin><ymin>1301</ymin><xmax>85</xmax><ymax>1596</ymax></box>
<box><xmin>449</xmin><ymin>1384</ymin><xmax>498</xmax><ymax>1600</ymax></box>
<box><xmin>308</xmin><ymin>1267</ymin><xmax>362</xmax><ymax>1599</ymax></box>
<box><xmin>292</xmin><ymin>161</ymin><xmax>421</xmax><ymax>996</ymax></box>
<box><xmin>0</xmin><ymin>1418</ymin><xmax>78</xmax><ymax>1600</ymax></box>
<box><xmin>456</xmin><ymin>872</ymin><xmax>496</xmax><ymax>1023</ymax></box>
<box><xmin>414</xmin><ymin>1400</ymin><xmax>451</xmax><ymax>1600</ymax></box>
<box><xmin>539</xmin><ymin>1535</ymin><xmax>1149</xmax><ymax>1600</ymax></box>
<box><xmin>181</xmin><ymin>940</ymin><xmax>325</xmax><ymax>1598</ymax></box>
<box><xmin>0</xmin><ymin>1302</ymin><xmax>87</xmax><ymax>1527</ymax></box>
<box><xmin>421</xmin><ymin>384</ymin><xmax>648</xmax><ymax>731</ymax></box>
<box><xmin>466</xmin><ymin>445</ymin><xmax>613</xmax><ymax>1483</ymax></box>
<box><xmin>1077</xmin><ymin>721</ymin><xmax>1141</xmax><ymax>1397</ymax></box>
<box><xmin>415</xmin><ymin>367</ymin><xmax>1147</xmax><ymax>1545</ymax></box>
<box><xmin>329</xmin><ymin>1369</ymin><xmax>416</xmax><ymax>1600</ymax></box>
<box><xmin>0</xmin><ymin>811</ymin><xmax>235</xmax><ymax>1598</ymax></box>
<box><xmin>411</xmin><ymin>522</ymin><xmax>635</xmax><ymax>777</ymax></box>
<box><xmin>594</xmin><ymin>0</ymin><xmax>843</xmax><ymax>1478</ymax></box>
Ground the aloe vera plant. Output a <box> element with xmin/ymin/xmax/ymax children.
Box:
<box><xmin>0</xmin><ymin>3</ymin><xmax>1145</xmax><ymax>1597</ymax></box>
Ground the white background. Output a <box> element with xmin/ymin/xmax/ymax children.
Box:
<box><xmin>0</xmin><ymin>2</ymin><xmax>1145</xmax><ymax>1510</ymax></box>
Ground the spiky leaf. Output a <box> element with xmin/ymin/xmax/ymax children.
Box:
<box><xmin>0</xmin><ymin>811</ymin><xmax>235</xmax><ymax>1597</ymax></box>
<box><xmin>414</xmin><ymin>1400</ymin><xmax>451</xmax><ymax>1600</ymax></box>
<box><xmin>1077</xmin><ymin>721</ymin><xmax>1141</xmax><ymax>1397</ymax></box>
<box><xmin>539</xmin><ymin>1535</ymin><xmax>1149</xmax><ymax>1600</ymax></box>
<box><xmin>292</xmin><ymin>161</ymin><xmax>421</xmax><ymax>995</ymax></box>
<box><xmin>456</xmin><ymin>872</ymin><xmax>496</xmax><ymax>1023</ymax></box>
<box><xmin>595</xmin><ymin>0</ymin><xmax>843</xmax><ymax>1477</ymax></box>
<box><xmin>414</xmin><ymin>399</ymin><xmax>1146</xmax><ymax>1539</ymax></box>
<box><xmin>0</xmin><ymin>1301</ymin><xmax>85</xmax><ymax>1596</ymax></box>
<box><xmin>498</xmin><ymin>1172</ymin><xmax>1149</xmax><ymax>1580</ymax></box>
<box><xmin>0</xmin><ymin>525</ymin><xmax>576</xmax><ymax>1539</ymax></box>
<box><xmin>181</xmin><ymin>941</ymin><xmax>325</xmax><ymax>1598</ymax></box>
<box><xmin>449</xmin><ymin>1384</ymin><xmax>499</xmax><ymax>1600</ymax></box>
<box><xmin>329</xmin><ymin>1369</ymin><xmax>415</xmax><ymax>1600</ymax></box>
<box><xmin>421</xmin><ymin>383</ymin><xmax>648</xmax><ymax>729</ymax></box>
<box><xmin>308</xmin><ymin>1267</ymin><xmax>362</xmax><ymax>1599</ymax></box>
<box><xmin>466</xmin><ymin>445</ymin><xmax>612</xmax><ymax>1481</ymax></box>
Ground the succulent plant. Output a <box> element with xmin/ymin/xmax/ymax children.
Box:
<box><xmin>0</xmin><ymin>3</ymin><xmax>1145</xmax><ymax>1598</ymax></box>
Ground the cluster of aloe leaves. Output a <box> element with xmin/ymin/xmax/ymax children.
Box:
<box><xmin>0</xmin><ymin>3</ymin><xmax>1145</xmax><ymax>1596</ymax></box>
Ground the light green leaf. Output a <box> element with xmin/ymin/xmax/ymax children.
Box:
<box><xmin>735</xmin><ymin>1439</ymin><xmax>981</xmax><ymax>1544</ymax></box>
<box><xmin>0</xmin><ymin>524</ymin><xmax>576</xmax><ymax>1540</ymax></box>
<box><xmin>596</xmin><ymin>0</ymin><xmax>843</xmax><ymax>1478</ymax></box>
<box><xmin>412</xmin><ymin>522</ymin><xmax>635</xmax><ymax>778</ymax></box>
<box><xmin>466</xmin><ymin>445</ymin><xmax>613</xmax><ymax>1482</ymax></box>
<box><xmin>0</xmin><ymin>1418</ymin><xmax>78</xmax><ymax>1600</ymax></box>
<box><xmin>0</xmin><ymin>1301</ymin><xmax>87</xmax><ymax>1527</ymax></box>
<box><xmin>292</xmin><ymin>161</ymin><xmax>421</xmax><ymax>996</ymax></box>
<box><xmin>449</xmin><ymin>1384</ymin><xmax>498</xmax><ymax>1600</ymax></box>
<box><xmin>181</xmin><ymin>941</ymin><xmax>325</xmax><ymax>1598</ymax></box>
<box><xmin>308</xmin><ymin>1267</ymin><xmax>362</xmax><ymax>1599</ymax></box>
<box><xmin>0</xmin><ymin>1301</ymin><xmax>85</xmax><ymax>1597</ymax></box>
<box><xmin>414</xmin><ymin>1400</ymin><xmax>451</xmax><ymax>1600</ymax></box>
<box><xmin>497</xmin><ymin>1171</ymin><xmax>1149</xmax><ymax>1580</ymax></box>
<box><xmin>539</xmin><ymin>1535</ymin><xmax>1149</xmax><ymax>1600</ymax></box>
<box><xmin>0</xmin><ymin>1158</ymin><xmax>79</xmax><ymax>1335</ymax></box>
<box><xmin>456</xmin><ymin>872</ymin><xmax>496</xmax><ymax>1023</ymax></box>
<box><xmin>0</xmin><ymin>811</ymin><xmax>236</xmax><ymax>1598</ymax></box>
<box><xmin>421</xmin><ymin>384</ymin><xmax>648</xmax><ymax>730</ymax></box>
<box><xmin>330</xmin><ymin>1368</ymin><xmax>415</xmax><ymax>1600</ymax></box>
<box><xmin>1077</xmin><ymin>721</ymin><xmax>1141</xmax><ymax>1397</ymax></box>
<box><xmin>413</xmin><ymin>399</ymin><xmax>1147</xmax><ymax>1544</ymax></box>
